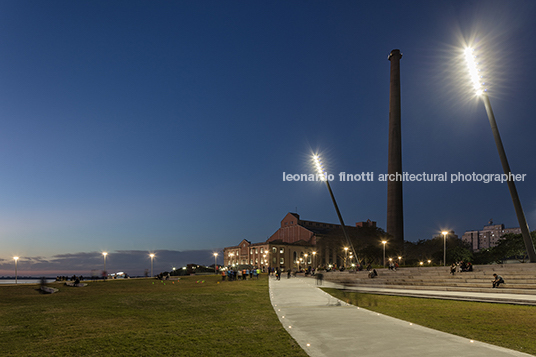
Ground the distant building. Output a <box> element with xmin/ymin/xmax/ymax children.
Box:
<box><xmin>462</xmin><ymin>223</ymin><xmax>521</xmax><ymax>251</ymax></box>
<box><xmin>223</xmin><ymin>212</ymin><xmax>382</xmax><ymax>270</ymax></box>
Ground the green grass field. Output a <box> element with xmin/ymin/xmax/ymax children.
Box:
<box><xmin>323</xmin><ymin>288</ymin><xmax>536</xmax><ymax>355</ymax></box>
<box><xmin>4</xmin><ymin>276</ymin><xmax>536</xmax><ymax>356</ymax></box>
<box><xmin>0</xmin><ymin>276</ymin><xmax>307</xmax><ymax>357</ymax></box>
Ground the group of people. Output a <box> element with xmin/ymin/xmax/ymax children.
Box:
<box><xmin>221</xmin><ymin>268</ymin><xmax>261</xmax><ymax>281</ymax></box>
<box><xmin>388</xmin><ymin>261</ymin><xmax>399</xmax><ymax>271</ymax></box>
<box><xmin>447</xmin><ymin>263</ymin><xmax>505</xmax><ymax>288</ymax></box>
<box><xmin>449</xmin><ymin>261</ymin><xmax>473</xmax><ymax>275</ymax></box>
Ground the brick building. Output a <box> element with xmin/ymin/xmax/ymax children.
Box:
<box><xmin>223</xmin><ymin>212</ymin><xmax>382</xmax><ymax>270</ymax></box>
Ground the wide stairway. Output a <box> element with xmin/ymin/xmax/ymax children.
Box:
<box><xmin>321</xmin><ymin>264</ymin><xmax>536</xmax><ymax>295</ymax></box>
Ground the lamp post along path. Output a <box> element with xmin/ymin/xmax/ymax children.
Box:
<box><xmin>464</xmin><ymin>47</ymin><xmax>536</xmax><ymax>262</ymax></box>
<box><xmin>102</xmin><ymin>252</ymin><xmax>108</xmax><ymax>278</ymax></box>
<box><xmin>442</xmin><ymin>232</ymin><xmax>448</xmax><ymax>267</ymax></box>
<box><xmin>213</xmin><ymin>253</ymin><xmax>218</xmax><ymax>274</ymax></box>
<box><xmin>381</xmin><ymin>241</ymin><xmax>387</xmax><ymax>267</ymax></box>
<box><xmin>150</xmin><ymin>253</ymin><xmax>155</xmax><ymax>277</ymax></box>
<box><xmin>14</xmin><ymin>257</ymin><xmax>19</xmax><ymax>284</ymax></box>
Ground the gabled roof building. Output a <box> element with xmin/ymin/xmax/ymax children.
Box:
<box><xmin>223</xmin><ymin>212</ymin><xmax>382</xmax><ymax>270</ymax></box>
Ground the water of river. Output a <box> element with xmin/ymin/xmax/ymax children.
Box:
<box><xmin>0</xmin><ymin>279</ymin><xmax>55</xmax><ymax>285</ymax></box>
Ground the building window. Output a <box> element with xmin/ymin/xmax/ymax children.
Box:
<box><xmin>272</xmin><ymin>247</ymin><xmax>277</xmax><ymax>253</ymax></box>
<box><xmin>280</xmin><ymin>248</ymin><xmax>284</xmax><ymax>253</ymax></box>
<box><xmin>261</xmin><ymin>248</ymin><xmax>264</xmax><ymax>253</ymax></box>
<box><xmin>280</xmin><ymin>258</ymin><xmax>284</xmax><ymax>264</ymax></box>
<box><xmin>250</xmin><ymin>249</ymin><xmax>253</xmax><ymax>254</ymax></box>
<box><xmin>272</xmin><ymin>257</ymin><xmax>276</xmax><ymax>264</ymax></box>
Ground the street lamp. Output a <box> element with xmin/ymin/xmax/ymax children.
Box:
<box><xmin>398</xmin><ymin>256</ymin><xmax>402</xmax><ymax>266</ymax></box>
<box><xmin>312</xmin><ymin>154</ymin><xmax>358</xmax><ymax>267</ymax></box>
<box><xmin>13</xmin><ymin>256</ymin><xmax>19</xmax><ymax>284</ymax></box>
<box><xmin>304</xmin><ymin>253</ymin><xmax>308</xmax><ymax>268</ymax></box>
<box><xmin>149</xmin><ymin>253</ymin><xmax>155</xmax><ymax>277</ymax></box>
<box><xmin>312</xmin><ymin>251</ymin><xmax>317</xmax><ymax>268</ymax></box>
<box><xmin>213</xmin><ymin>253</ymin><xmax>218</xmax><ymax>274</ymax></box>
<box><xmin>102</xmin><ymin>252</ymin><xmax>108</xmax><ymax>278</ymax></box>
<box><xmin>344</xmin><ymin>247</ymin><xmax>348</xmax><ymax>268</ymax></box>
<box><xmin>381</xmin><ymin>240</ymin><xmax>387</xmax><ymax>267</ymax></box>
<box><xmin>441</xmin><ymin>231</ymin><xmax>448</xmax><ymax>266</ymax></box>
<box><xmin>463</xmin><ymin>47</ymin><xmax>536</xmax><ymax>262</ymax></box>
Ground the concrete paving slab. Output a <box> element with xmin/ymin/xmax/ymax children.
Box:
<box><xmin>269</xmin><ymin>276</ymin><xmax>533</xmax><ymax>357</ymax></box>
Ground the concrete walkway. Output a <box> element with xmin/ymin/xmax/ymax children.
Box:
<box><xmin>269</xmin><ymin>276</ymin><xmax>533</xmax><ymax>357</ymax></box>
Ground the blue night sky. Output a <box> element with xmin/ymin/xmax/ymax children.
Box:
<box><xmin>2</xmin><ymin>0</ymin><xmax>536</xmax><ymax>276</ymax></box>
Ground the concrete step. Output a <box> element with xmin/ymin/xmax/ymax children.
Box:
<box><xmin>345</xmin><ymin>283</ymin><xmax>536</xmax><ymax>295</ymax></box>
<box><xmin>322</xmin><ymin>264</ymin><xmax>536</xmax><ymax>294</ymax></box>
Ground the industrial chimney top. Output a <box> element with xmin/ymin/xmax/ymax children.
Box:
<box><xmin>388</xmin><ymin>49</ymin><xmax>403</xmax><ymax>61</ymax></box>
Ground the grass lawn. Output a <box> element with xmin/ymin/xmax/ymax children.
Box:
<box><xmin>0</xmin><ymin>276</ymin><xmax>307</xmax><ymax>357</ymax></box>
<box><xmin>323</xmin><ymin>288</ymin><xmax>536</xmax><ymax>355</ymax></box>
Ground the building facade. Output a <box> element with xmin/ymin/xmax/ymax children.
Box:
<box><xmin>462</xmin><ymin>223</ymin><xmax>521</xmax><ymax>251</ymax></box>
<box><xmin>223</xmin><ymin>212</ymin><xmax>381</xmax><ymax>270</ymax></box>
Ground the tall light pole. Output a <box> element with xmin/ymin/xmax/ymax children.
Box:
<box><xmin>13</xmin><ymin>256</ymin><xmax>19</xmax><ymax>284</ymax></box>
<box><xmin>381</xmin><ymin>241</ymin><xmax>387</xmax><ymax>267</ymax></box>
<box><xmin>441</xmin><ymin>231</ymin><xmax>448</xmax><ymax>266</ymax></box>
<box><xmin>102</xmin><ymin>252</ymin><xmax>108</xmax><ymax>278</ymax></box>
<box><xmin>213</xmin><ymin>253</ymin><xmax>218</xmax><ymax>274</ymax></box>
<box><xmin>312</xmin><ymin>251</ymin><xmax>317</xmax><ymax>268</ymax></box>
<box><xmin>344</xmin><ymin>247</ymin><xmax>348</xmax><ymax>268</ymax></box>
<box><xmin>313</xmin><ymin>154</ymin><xmax>359</xmax><ymax>267</ymax></box>
<box><xmin>150</xmin><ymin>253</ymin><xmax>155</xmax><ymax>277</ymax></box>
<box><xmin>464</xmin><ymin>47</ymin><xmax>536</xmax><ymax>262</ymax></box>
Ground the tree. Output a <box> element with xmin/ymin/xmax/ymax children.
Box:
<box><xmin>489</xmin><ymin>232</ymin><xmax>536</xmax><ymax>263</ymax></box>
<box><xmin>404</xmin><ymin>235</ymin><xmax>472</xmax><ymax>265</ymax></box>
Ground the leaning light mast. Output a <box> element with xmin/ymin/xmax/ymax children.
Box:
<box><xmin>312</xmin><ymin>154</ymin><xmax>358</xmax><ymax>266</ymax></box>
<box><xmin>464</xmin><ymin>47</ymin><xmax>536</xmax><ymax>262</ymax></box>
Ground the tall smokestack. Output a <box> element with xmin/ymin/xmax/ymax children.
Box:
<box><xmin>387</xmin><ymin>49</ymin><xmax>404</xmax><ymax>252</ymax></box>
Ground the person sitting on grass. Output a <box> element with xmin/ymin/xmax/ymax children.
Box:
<box><xmin>492</xmin><ymin>273</ymin><xmax>505</xmax><ymax>288</ymax></box>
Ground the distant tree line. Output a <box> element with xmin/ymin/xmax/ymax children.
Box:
<box><xmin>402</xmin><ymin>231</ymin><xmax>536</xmax><ymax>266</ymax></box>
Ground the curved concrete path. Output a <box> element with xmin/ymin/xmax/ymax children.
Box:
<box><xmin>269</xmin><ymin>276</ymin><xmax>532</xmax><ymax>357</ymax></box>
